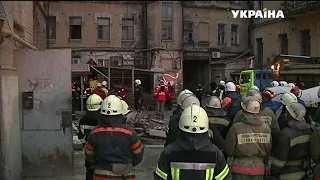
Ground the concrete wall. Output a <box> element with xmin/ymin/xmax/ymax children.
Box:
<box><xmin>0</xmin><ymin>2</ymin><xmax>46</xmax><ymax>180</ymax></box>
<box><xmin>253</xmin><ymin>1</ymin><xmax>320</xmax><ymax>65</ymax></box>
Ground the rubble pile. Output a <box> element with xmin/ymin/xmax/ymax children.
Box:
<box><xmin>126</xmin><ymin>111</ymin><xmax>168</xmax><ymax>145</ymax></box>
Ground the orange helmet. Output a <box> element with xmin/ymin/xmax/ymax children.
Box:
<box><xmin>262</xmin><ymin>89</ymin><xmax>276</xmax><ymax>99</ymax></box>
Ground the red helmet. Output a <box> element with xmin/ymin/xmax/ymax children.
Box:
<box><xmin>290</xmin><ymin>86</ymin><xmax>301</xmax><ymax>97</ymax></box>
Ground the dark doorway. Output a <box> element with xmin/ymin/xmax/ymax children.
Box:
<box><xmin>183</xmin><ymin>60</ymin><xmax>209</xmax><ymax>93</ymax></box>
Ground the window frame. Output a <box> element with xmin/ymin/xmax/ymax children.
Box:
<box><xmin>97</xmin><ymin>18</ymin><xmax>111</xmax><ymax>40</ymax></box>
<box><xmin>122</xmin><ymin>19</ymin><xmax>134</xmax><ymax>40</ymax></box>
<box><xmin>69</xmin><ymin>16</ymin><xmax>82</xmax><ymax>40</ymax></box>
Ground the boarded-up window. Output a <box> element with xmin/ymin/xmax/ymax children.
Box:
<box><xmin>198</xmin><ymin>22</ymin><xmax>209</xmax><ymax>42</ymax></box>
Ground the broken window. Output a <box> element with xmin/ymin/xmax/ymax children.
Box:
<box><xmin>48</xmin><ymin>16</ymin><xmax>56</xmax><ymax>39</ymax></box>
<box><xmin>218</xmin><ymin>23</ymin><xmax>226</xmax><ymax>44</ymax></box>
<box><xmin>183</xmin><ymin>22</ymin><xmax>193</xmax><ymax>43</ymax></box>
<box><xmin>198</xmin><ymin>22</ymin><xmax>209</xmax><ymax>42</ymax></box>
<box><xmin>122</xmin><ymin>19</ymin><xmax>134</xmax><ymax>40</ymax></box>
<box><xmin>162</xmin><ymin>21</ymin><xmax>173</xmax><ymax>40</ymax></box>
<box><xmin>279</xmin><ymin>33</ymin><xmax>288</xmax><ymax>54</ymax></box>
<box><xmin>97</xmin><ymin>18</ymin><xmax>110</xmax><ymax>40</ymax></box>
<box><xmin>69</xmin><ymin>16</ymin><xmax>82</xmax><ymax>39</ymax></box>
<box><xmin>162</xmin><ymin>2</ymin><xmax>173</xmax><ymax>40</ymax></box>
<box><xmin>256</xmin><ymin>38</ymin><xmax>263</xmax><ymax>65</ymax></box>
<box><xmin>300</xmin><ymin>30</ymin><xmax>310</xmax><ymax>56</ymax></box>
<box><xmin>231</xmin><ymin>24</ymin><xmax>239</xmax><ymax>46</ymax></box>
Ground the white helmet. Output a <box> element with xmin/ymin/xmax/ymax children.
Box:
<box><xmin>225</xmin><ymin>82</ymin><xmax>236</xmax><ymax>92</ymax></box>
<box><xmin>86</xmin><ymin>94</ymin><xmax>103</xmax><ymax>111</ymax></box>
<box><xmin>241</xmin><ymin>96</ymin><xmax>261</xmax><ymax>114</ymax></box>
<box><xmin>121</xmin><ymin>100</ymin><xmax>130</xmax><ymax>115</ymax></box>
<box><xmin>249</xmin><ymin>85</ymin><xmax>260</xmax><ymax>91</ymax></box>
<box><xmin>177</xmin><ymin>89</ymin><xmax>193</xmax><ymax>106</ymax></box>
<box><xmin>288</xmin><ymin>83</ymin><xmax>295</xmax><ymax>88</ymax></box>
<box><xmin>206</xmin><ymin>96</ymin><xmax>221</xmax><ymax>109</ymax></box>
<box><xmin>280</xmin><ymin>93</ymin><xmax>298</xmax><ymax>106</ymax></box>
<box><xmin>271</xmin><ymin>81</ymin><xmax>279</xmax><ymax>87</ymax></box>
<box><xmin>179</xmin><ymin>105</ymin><xmax>209</xmax><ymax>134</ymax></box>
<box><xmin>279</xmin><ymin>81</ymin><xmax>288</xmax><ymax>87</ymax></box>
<box><xmin>286</xmin><ymin>102</ymin><xmax>306</xmax><ymax>121</ymax></box>
<box><xmin>135</xmin><ymin>79</ymin><xmax>141</xmax><ymax>85</ymax></box>
<box><xmin>247</xmin><ymin>90</ymin><xmax>263</xmax><ymax>103</ymax></box>
<box><xmin>100</xmin><ymin>95</ymin><xmax>123</xmax><ymax>116</ymax></box>
<box><xmin>181</xmin><ymin>95</ymin><xmax>200</xmax><ymax>110</ymax></box>
<box><xmin>101</xmin><ymin>81</ymin><xmax>107</xmax><ymax>86</ymax></box>
<box><xmin>219</xmin><ymin>80</ymin><xmax>226</xmax><ymax>86</ymax></box>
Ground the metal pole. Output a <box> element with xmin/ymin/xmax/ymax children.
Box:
<box><xmin>80</xmin><ymin>76</ymin><xmax>84</xmax><ymax>111</ymax></box>
<box><xmin>108</xmin><ymin>59</ymin><xmax>111</xmax><ymax>90</ymax></box>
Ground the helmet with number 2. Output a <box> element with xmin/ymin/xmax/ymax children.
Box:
<box><xmin>179</xmin><ymin>105</ymin><xmax>209</xmax><ymax>134</ymax></box>
<box><xmin>101</xmin><ymin>95</ymin><xmax>123</xmax><ymax>116</ymax></box>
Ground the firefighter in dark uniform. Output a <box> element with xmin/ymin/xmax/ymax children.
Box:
<box><xmin>204</xmin><ymin>96</ymin><xmax>231</xmax><ymax>139</ymax></box>
<box><xmin>310</xmin><ymin>126</ymin><xmax>320</xmax><ymax>180</ymax></box>
<box><xmin>173</xmin><ymin>90</ymin><xmax>193</xmax><ymax>116</ymax></box>
<box><xmin>221</xmin><ymin>82</ymin><xmax>242</xmax><ymax>121</ymax></box>
<box><xmin>154</xmin><ymin>105</ymin><xmax>231</xmax><ymax>180</ymax></box>
<box><xmin>134</xmin><ymin>79</ymin><xmax>143</xmax><ymax>112</ymax></box>
<box><xmin>225</xmin><ymin>96</ymin><xmax>272</xmax><ymax>180</ymax></box>
<box><xmin>271</xmin><ymin>102</ymin><xmax>312</xmax><ymax>180</ymax></box>
<box><xmin>195</xmin><ymin>83</ymin><xmax>204</xmax><ymax>106</ymax></box>
<box><xmin>78</xmin><ymin>94</ymin><xmax>103</xmax><ymax>180</ymax></box>
<box><xmin>278</xmin><ymin>93</ymin><xmax>298</xmax><ymax>130</ymax></box>
<box><xmin>85</xmin><ymin>95</ymin><xmax>144</xmax><ymax>180</ymax></box>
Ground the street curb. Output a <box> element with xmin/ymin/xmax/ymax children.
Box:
<box><xmin>145</xmin><ymin>145</ymin><xmax>164</xmax><ymax>149</ymax></box>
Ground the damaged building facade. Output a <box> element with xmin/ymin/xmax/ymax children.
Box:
<box><xmin>251</xmin><ymin>1</ymin><xmax>320</xmax><ymax>87</ymax></box>
<box><xmin>48</xmin><ymin>1</ymin><xmax>250</xmax><ymax>93</ymax></box>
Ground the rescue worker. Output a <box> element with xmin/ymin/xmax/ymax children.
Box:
<box><xmin>250</xmin><ymin>85</ymin><xmax>260</xmax><ymax>92</ymax></box>
<box><xmin>78</xmin><ymin>94</ymin><xmax>103</xmax><ymax>180</ymax></box>
<box><xmin>278</xmin><ymin>93</ymin><xmax>298</xmax><ymax>130</ymax></box>
<box><xmin>298</xmin><ymin>82</ymin><xmax>306</xmax><ymax>90</ymax></box>
<box><xmin>166</xmin><ymin>82</ymin><xmax>174</xmax><ymax>110</ymax></box>
<box><xmin>233</xmin><ymin>90</ymin><xmax>280</xmax><ymax>149</ymax></box>
<box><xmin>154</xmin><ymin>105</ymin><xmax>231</xmax><ymax>180</ymax></box>
<box><xmin>154</xmin><ymin>80</ymin><xmax>168</xmax><ymax>119</ymax></box>
<box><xmin>271</xmin><ymin>81</ymin><xmax>280</xmax><ymax>87</ymax></box>
<box><xmin>165</xmin><ymin>95</ymin><xmax>200</xmax><ymax>146</ymax></box>
<box><xmin>205</xmin><ymin>96</ymin><xmax>231</xmax><ymax>139</ymax></box>
<box><xmin>174</xmin><ymin>89</ymin><xmax>193</xmax><ymax>115</ymax></box>
<box><xmin>271</xmin><ymin>102</ymin><xmax>312</xmax><ymax>180</ymax></box>
<box><xmin>262</xmin><ymin>89</ymin><xmax>282</xmax><ymax>115</ymax></box>
<box><xmin>279</xmin><ymin>81</ymin><xmax>288</xmax><ymax>87</ymax></box>
<box><xmin>85</xmin><ymin>95</ymin><xmax>144</xmax><ymax>180</ymax></box>
<box><xmin>225</xmin><ymin>96</ymin><xmax>272</xmax><ymax>180</ymax></box>
<box><xmin>101</xmin><ymin>80</ymin><xmax>109</xmax><ymax>97</ymax></box>
<box><xmin>215</xmin><ymin>80</ymin><xmax>226</xmax><ymax>100</ymax></box>
<box><xmin>91</xmin><ymin>83</ymin><xmax>107</xmax><ymax>99</ymax></box>
<box><xmin>310</xmin><ymin>126</ymin><xmax>320</xmax><ymax>180</ymax></box>
<box><xmin>221</xmin><ymin>81</ymin><xmax>242</xmax><ymax>121</ymax></box>
<box><xmin>134</xmin><ymin>79</ymin><xmax>143</xmax><ymax>112</ymax></box>
<box><xmin>195</xmin><ymin>83</ymin><xmax>204</xmax><ymax>106</ymax></box>
<box><xmin>290</xmin><ymin>86</ymin><xmax>306</xmax><ymax>106</ymax></box>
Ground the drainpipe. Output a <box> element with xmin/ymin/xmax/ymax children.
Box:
<box><xmin>2</xmin><ymin>28</ymin><xmax>38</xmax><ymax>50</ymax></box>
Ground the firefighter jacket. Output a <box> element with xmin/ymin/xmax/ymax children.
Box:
<box><xmin>134</xmin><ymin>85</ymin><xmax>143</xmax><ymax>99</ymax></box>
<box><xmin>278</xmin><ymin>107</ymin><xmax>288</xmax><ymax>130</ymax></box>
<box><xmin>311</xmin><ymin>127</ymin><xmax>320</xmax><ymax>178</ymax></box>
<box><xmin>225</xmin><ymin>112</ymin><xmax>272</xmax><ymax>176</ymax></box>
<box><xmin>92</xmin><ymin>87</ymin><xmax>107</xmax><ymax>99</ymax></box>
<box><xmin>101</xmin><ymin>87</ymin><xmax>108</xmax><ymax>97</ymax></box>
<box><xmin>85</xmin><ymin>115</ymin><xmax>144</xmax><ymax>179</ymax></box>
<box><xmin>78</xmin><ymin>111</ymin><xmax>100</xmax><ymax>144</ymax></box>
<box><xmin>205</xmin><ymin>107</ymin><xmax>231</xmax><ymax>139</ymax></box>
<box><xmin>222</xmin><ymin>91</ymin><xmax>242</xmax><ymax>121</ymax></box>
<box><xmin>233</xmin><ymin>106</ymin><xmax>280</xmax><ymax>149</ymax></box>
<box><xmin>154</xmin><ymin>85</ymin><xmax>168</xmax><ymax>101</ymax></box>
<box><xmin>155</xmin><ymin>132</ymin><xmax>231</xmax><ymax>180</ymax></box>
<box><xmin>271</xmin><ymin>118</ymin><xmax>312</xmax><ymax>180</ymax></box>
<box><xmin>195</xmin><ymin>86</ymin><xmax>204</xmax><ymax>99</ymax></box>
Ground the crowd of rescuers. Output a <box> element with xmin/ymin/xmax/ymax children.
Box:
<box><xmin>78</xmin><ymin>79</ymin><xmax>320</xmax><ymax>180</ymax></box>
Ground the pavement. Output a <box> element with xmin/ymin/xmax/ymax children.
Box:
<box><xmin>24</xmin><ymin>109</ymin><xmax>172</xmax><ymax>180</ymax></box>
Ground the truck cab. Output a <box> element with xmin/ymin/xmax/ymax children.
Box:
<box><xmin>239</xmin><ymin>69</ymin><xmax>273</xmax><ymax>96</ymax></box>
